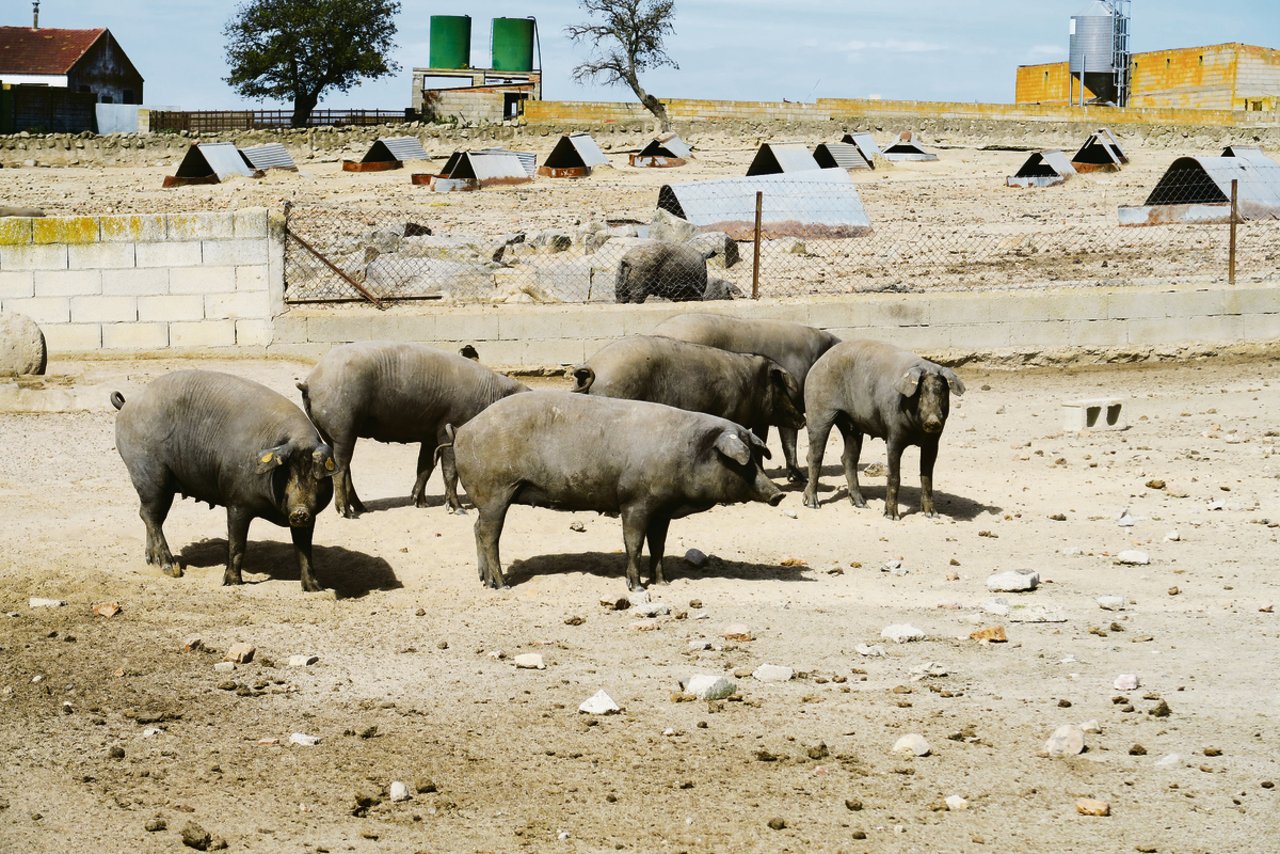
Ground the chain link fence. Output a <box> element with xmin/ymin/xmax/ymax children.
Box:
<box><xmin>283</xmin><ymin>160</ymin><xmax>1280</xmax><ymax>307</ymax></box>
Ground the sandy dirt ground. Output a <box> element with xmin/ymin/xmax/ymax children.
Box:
<box><xmin>0</xmin><ymin>352</ymin><xmax>1277</xmax><ymax>853</ymax></box>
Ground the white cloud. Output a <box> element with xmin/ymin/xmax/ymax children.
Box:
<box><xmin>839</xmin><ymin>39</ymin><xmax>948</xmax><ymax>54</ymax></box>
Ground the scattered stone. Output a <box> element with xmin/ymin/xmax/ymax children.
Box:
<box><xmin>415</xmin><ymin>607</ymin><xmax>427</xmax><ymax>617</ymax></box>
<box><xmin>108</xmin><ymin>745</ymin><xmax>125</xmax><ymax>760</ymax></box>
<box><xmin>599</xmin><ymin>597</ymin><xmax>630</xmax><ymax>611</ymax></box>
<box><xmin>1114</xmin><ymin>674</ymin><xmax>1140</xmax><ymax>691</ymax></box>
<box><xmin>1148</xmin><ymin>700</ymin><xmax>1171</xmax><ymax>718</ymax></box>
<box><xmin>1145</xmin><ymin>479</ymin><xmax>1166</xmax><ymax>490</ymax></box>
<box><xmin>1164</xmin><ymin>530</ymin><xmax>1181</xmax><ymax>542</ymax></box>
<box><xmin>568</xmin><ymin>521</ymin><xmax>586</xmax><ymax>533</ymax></box>
<box><xmin>628</xmin><ymin>589</ymin><xmax>651</xmax><ymax>606</ymax></box>
<box><xmin>1049</xmin><ymin>512</ymin><xmax>1067</xmax><ymax>521</ymax></box>
<box><xmin>688</xmin><ymin>599</ymin><xmax>703</xmax><ymax>609</ymax></box>
<box><xmin>632</xmin><ymin>602</ymin><xmax>672</xmax><ymax>618</ymax></box>
<box><xmin>688</xmin><ymin>640</ymin><xmax>712</xmax><ymax>651</ymax></box>
<box><xmin>0</xmin><ymin>312</ymin><xmax>48</xmax><ymax>376</ymax></box>
<box><xmin>629</xmin><ymin>620</ymin><xmax>660</xmax><ymax>632</ymax></box>
<box><xmin>807</xmin><ymin>742</ymin><xmax>829</xmax><ymax>760</ymax></box>
<box><xmin>970</xmin><ymin>625</ymin><xmax>1007</xmax><ymax>642</ymax></box>
<box><xmin>224</xmin><ymin>643</ymin><xmax>255</xmax><ymax>664</ymax></box>
<box><xmin>1043</xmin><ymin>724</ymin><xmax>1086</xmax><ymax>757</ymax></box>
<box><xmin>563</xmin><ymin>615</ymin><xmax>585</xmax><ymax>626</ymax></box>
<box><xmin>1129</xmin><ymin>744</ymin><xmax>1148</xmax><ymax>756</ymax></box>
<box><xmin>1080</xmin><ymin>719</ymin><xmax>1102</xmax><ymax>733</ymax></box>
<box><xmin>287</xmin><ymin>655</ymin><xmax>318</xmax><ymax>667</ymax></box>
<box><xmin>91</xmin><ymin>601</ymin><xmax>121</xmax><ymax>618</ymax></box>
<box><xmin>183</xmin><ymin>636</ymin><xmax>203</xmax><ymax>652</ymax></box>
<box><xmin>682</xmin><ymin>674</ymin><xmax>737</xmax><ymax>700</ymax></box>
<box><xmin>579</xmin><ymin>690</ymin><xmax>621</xmax><ymax>715</ymax></box>
<box><xmin>722</xmin><ymin>624</ymin><xmax>752</xmax><ymax>641</ymax></box>
<box><xmin>845</xmin><ymin>798</ymin><xmax>863</xmax><ymax>811</ymax></box>
<box><xmin>982</xmin><ymin>598</ymin><xmax>1011</xmax><ymax>617</ymax></box>
<box><xmin>852</xmin><ymin>830</ymin><xmax>868</xmax><ymax>840</ymax></box>
<box><xmin>987</xmin><ymin>569</ymin><xmax>1039</xmax><ymax>592</ymax></box>
<box><xmin>1167</xmin><ymin>586</ymin><xmax>1181</xmax><ymax>596</ymax></box>
<box><xmin>1115</xmin><ymin>550</ymin><xmax>1150</xmax><ymax>566</ymax></box>
<box><xmin>289</xmin><ymin>732</ymin><xmax>320</xmax><ymax>747</ymax></box>
<box><xmin>1007</xmin><ymin>604</ymin><xmax>1067</xmax><ymax>623</ymax></box>
<box><xmin>1075</xmin><ymin>798</ymin><xmax>1110</xmax><ymax>817</ymax></box>
<box><xmin>892</xmin><ymin>734</ymin><xmax>931</xmax><ymax>757</ymax></box>
<box><xmin>180</xmin><ymin>821</ymin><xmax>212</xmax><ymax>850</ymax></box>
<box><xmin>514</xmin><ymin>653</ymin><xmax>545</xmax><ymax>670</ymax></box>
<box><xmin>882</xmin><ymin>559</ymin><xmax>908</xmax><ymax>576</ymax></box>
<box><xmin>855</xmin><ymin>643</ymin><xmax>887</xmax><ymax>657</ymax></box>
<box><xmin>1155</xmin><ymin>754</ymin><xmax>1181</xmax><ymax>768</ymax></box>
<box><xmin>1117</xmin><ymin>510</ymin><xmax>1137</xmax><ymax>527</ymax></box>
<box><xmin>144</xmin><ymin>817</ymin><xmax>167</xmax><ymax>832</ymax></box>
<box><xmin>909</xmin><ymin>662</ymin><xmax>948</xmax><ymax>679</ymax></box>
<box><xmin>880</xmin><ymin>624</ymin><xmax>925</xmax><ymax>644</ymax></box>
<box><xmin>389</xmin><ymin>781</ymin><xmax>411</xmax><ymax>802</ymax></box>
<box><xmin>1203</xmin><ymin>747</ymin><xmax>1222</xmax><ymax>757</ymax></box>
<box><xmin>945</xmin><ymin>795</ymin><xmax>968</xmax><ymax>811</ymax></box>
<box><xmin>1097</xmin><ymin>595</ymin><xmax>1127</xmax><ymax>611</ymax></box>
<box><xmin>684</xmin><ymin>548</ymin><xmax>708</xmax><ymax>567</ymax></box>
<box><xmin>213</xmin><ymin>662</ymin><xmax>235</xmax><ymax>673</ymax></box>
<box><xmin>142</xmin><ymin>727</ymin><xmax>161</xmax><ymax>737</ymax></box>
<box><xmin>28</xmin><ymin>598</ymin><xmax>66</xmax><ymax>608</ymax></box>
<box><xmin>782</xmin><ymin>508</ymin><xmax>798</xmax><ymax>519</ymax></box>
<box><xmin>767</xmin><ymin>817</ymin><xmax>786</xmax><ymax>830</ymax></box>
<box><xmin>752</xmin><ymin>664</ymin><xmax>794</xmax><ymax>683</ymax></box>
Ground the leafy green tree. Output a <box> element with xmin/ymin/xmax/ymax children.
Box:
<box><xmin>566</xmin><ymin>0</ymin><xmax>678</xmax><ymax>131</ymax></box>
<box><xmin>224</xmin><ymin>0</ymin><xmax>401</xmax><ymax>128</ymax></box>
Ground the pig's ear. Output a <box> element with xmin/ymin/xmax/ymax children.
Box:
<box><xmin>312</xmin><ymin>445</ymin><xmax>337</xmax><ymax>479</ymax></box>
<box><xmin>713</xmin><ymin>431</ymin><xmax>752</xmax><ymax>465</ymax></box>
<box><xmin>746</xmin><ymin>429</ymin><xmax>772</xmax><ymax>460</ymax></box>
<box><xmin>940</xmin><ymin>367</ymin><xmax>966</xmax><ymax>396</ymax></box>
<box><xmin>896</xmin><ymin>367</ymin><xmax>924</xmax><ymax>397</ymax></box>
<box><xmin>769</xmin><ymin>364</ymin><xmax>798</xmax><ymax>394</ymax></box>
<box><xmin>255</xmin><ymin>444</ymin><xmax>291</xmax><ymax>474</ymax></box>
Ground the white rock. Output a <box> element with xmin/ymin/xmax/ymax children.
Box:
<box><xmin>1079</xmin><ymin>719</ymin><xmax>1103</xmax><ymax>734</ymax></box>
<box><xmin>909</xmin><ymin>662</ymin><xmax>947</xmax><ymax>679</ymax></box>
<box><xmin>1113</xmin><ymin>673</ymin><xmax>1140</xmax><ymax>691</ymax></box>
<box><xmin>514</xmin><ymin>653</ymin><xmax>546</xmax><ymax>670</ymax></box>
<box><xmin>1061</xmin><ymin>547</ymin><xmax>1084</xmax><ymax>556</ymax></box>
<box><xmin>627</xmin><ymin>589</ymin><xmax>651</xmax><ymax>606</ymax></box>
<box><xmin>684</xmin><ymin>548</ymin><xmax>708</xmax><ymax>567</ymax></box>
<box><xmin>289</xmin><ymin>732</ymin><xmax>320</xmax><ymax>747</ymax></box>
<box><xmin>1164</xmin><ymin>530</ymin><xmax>1181</xmax><ymax>542</ymax></box>
<box><xmin>213</xmin><ymin>661</ymin><xmax>235</xmax><ymax>673</ymax></box>
<box><xmin>142</xmin><ymin>727</ymin><xmax>162</xmax><ymax>738</ymax></box>
<box><xmin>288</xmin><ymin>654</ymin><xmax>318</xmax><ymax>667</ymax></box>
<box><xmin>944</xmin><ymin>794</ymin><xmax>968</xmax><ymax>811</ymax></box>
<box><xmin>487</xmin><ymin>649</ymin><xmax>506</xmax><ymax>660</ymax></box>
<box><xmin>982</xmin><ymin>598</ymin><xmax>1011</xmax><ymax>616</ymax></box>
<box><xmin>688</xmin><ymin>640</ymin><xmax>712</xmax><ymax>651</ymax></box>
<box><xmin>891</xmin><ymin>733</ymin><xmax>931</xmax><ymax>756</ymax></box>
<box><xmin>1007</xmin><ymin>604</ymin><xmax>1068</xmax><ymax>623</ymax></box>
<box><xmin>1117</xmin><ymin>510</ymin><xmax>1138</xmax><ymax>527</ymax></box>
<box><xmin>632</xmin><ymin>602</ymin><xmax>672</xmax><ymax>618</ymax></box>
<box><xmin>855</xmin><ymin>643</ymin><xmax>886</xmax><ymax>657</ymax></box>
<box><xmin>1155</xmin><ymin>753</ymin><xmax>1182</xmax><ymax>767</ymax></box>
<box><xmin>389</xmin><ymin>781</ymin><xmax>411</xmax><ymax>802</ymax></box>
<box><xmin>28</xmin><ymin>597</ymin><xmax>66</xmax><ymax>608</ymax></box>
<box><xmin>986</xmin><ymin>569</ymin><xmax>1039</xmax><ymax>592</ymax></box>
<box><xmin>1115</xmin><ymin>550</ymin><xmax>1150</xmax><ymax>565</ymax></box>
<box><xmin>578</xmin><ymin>690</ymin><xmax>621</xmax><ymax>715</ymax></box>
<box><xmin>1208</xmin><ymin>499</ymin><xmax>1227</xmax><ymax>511</ymax></box>
<box><xmin>30</xmin><ymin>674</ymin><xmax>45</xmax><ymax>684</ymax></box>
<box><xmin>782</xmin><ymin>508</ymin><xmax>798</xmax><ymax>519</ymax></box>
<box><xmin>662</xmin><ymin>727</ymin><xmax>676</xmax><ymax>736</ymax></box>
<box><xmin>751</xmin><ymin>664</ymin><xmax>794</xmax><ymax>683</ymax></box>
<box><xmin>1096</xmin><ymin>595</ymin><xmax>1127</xmax><ymax>611</ymax></box>
<box><xmin>682</xmin><ymin>674</ymin><xmax>737</xmax><ymax>700</ymax></box>
<box><xmin>880</xmin><ymin>624</ymin><xmax>925</xmax><ymax>643</ymax></box>
<box><xmin>882</xmin><ymin>559</ymin><xmax>908</xmax><ymax>576</ymax></box>
<box><xmin>1043</xmin><ymin>724</ymin><xmax>1086</xmax><ymax>757</ymax></box>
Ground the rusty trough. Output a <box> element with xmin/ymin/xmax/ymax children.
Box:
<box><xmin>881</xmin><ymin>132</ymin><xmax>938</xmax><ymax>162</ymax></box>
<box><xmin>538</xmin><ymin>132</ymin><xmax>609</xmax><ymax>177</ymax></box>
<box><xmin>1071</xmin><ymin>128</ymin><xmax>1128</xmax><ymax>173</ymax></box>
<box><xmin>163</xmin><ymin>142</ymin><xmax>262</xmax><ymax>187</ymax></box>
<box><xmin>342</xmin><ymin>136</ymin><xmax>430</xmax><ymax>173</ymax></box>
<box><xmin>629</xmin><ymin>133</ymin><xmax>691</xmax><ymax>168</ymax></box>
<box><xmin>1117</xmin><ymin>153</ymin><xmax>1280</xmax><ymax>225</ymax></box>
<box><xmin>1006</xmin><ymin>150</ymin><xmax>1077</xmax><ymax>188</ymax></box>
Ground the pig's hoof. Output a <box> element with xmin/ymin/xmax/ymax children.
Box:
<box><xmin>449</xmin><ymin>506</ymin><xmax>468</xmax><ymax>516</ymax></box>
<box><xmin>802</xmin><ymin>494</ymin><xmax>819</xmax><ymax>509</ymax></box>
<box><xmin>301</xmin><ymin>579</ymin><xmax>323</xmax><ymax>593</ymax></box>
<box><xmin>850</xmin><ymin>498</ymin><xmax>867</xmax><ymax>509</ymax></box>
<box><xmin>786</xmin><ymin>469</ymin><xmax>806</xmax><ymax>484</ymax></box>
<box><xmin>163</xmin><ymin>563</ymin><xmax>183</xmax><ymax>578</ymax></box>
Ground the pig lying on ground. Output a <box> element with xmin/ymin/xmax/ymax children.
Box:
<box><xmin>802</xmin><ymin>340</ymin><xmax>965</xmax><ymax>519</ymax></box>
<box><xmin>112</xmin><ymin>370</ymin><xmax>335</xmax><ymax>591</ymax></box>
<box><xmin>652</xmin><ymin>313</ymin><xmax>841</xmax><ymax>482</ymax></box>
<box><xmin>452</xmin><ymin>392</ymin><xmax>784</xmax><ymax>590</ymax></box>
<box><xmin>572</xmin><ymin>335</ymin><xmax>804</xmax><ymax>441</ymax></box>
<box><xmin>298</xmin><ymin>342</ymin><xmax>528</xmax><ymax>518</ymax></box>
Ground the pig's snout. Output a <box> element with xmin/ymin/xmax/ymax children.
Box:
<box><xmin>288</xmin><ymin>508</ymin><xmax>313</xmax><ymax>527</ymax></box>
<box><xmin>753</xmin><ymin>468</ymin><xmax>785</xmax><ymax>506</ymax></box>
<box><xmin>923</xmin><ymin>416</ymin><xmax>944</xmax><ymax>434</ymax></box>
<box><xmin>767</xmin><ymin>491</ymin><xmax>785</xmax><ymax>507</ymax></box>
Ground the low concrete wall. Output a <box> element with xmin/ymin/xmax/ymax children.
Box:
<box><xmin>270</xmin><ymin>283</ymin><xmax>1280</xmax><ymax>369</ymax></box>
<box><xmin>0</xmin><ymin>209</ymin><xmax>282</xmax><ymax>353</ymax></box>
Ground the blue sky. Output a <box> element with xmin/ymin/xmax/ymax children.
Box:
<box><xmin>26</xmin><ymin>1</ymin><xmax>1280</xmax><ymax>110</ymax></box>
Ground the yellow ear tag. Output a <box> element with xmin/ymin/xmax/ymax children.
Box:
<box><xmin>260</xmin><ymin>452</ymin><xmax>275</xmax><ymax>464</ymax></box>
<box><xmin>325</xmin><ymin>458</ymin><xmax>335</xmax><ymax>471</ymax></box>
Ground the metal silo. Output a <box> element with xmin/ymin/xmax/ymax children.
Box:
<box><xmin>1069</xmin><ymin>1</ymin><xmax>1115</xmax><ymax>74</ymax></box>
<box><xmin>429</xmin><ymin>15</ymin><xmax>471</xmax><ymax>69</ymax></box>
<box><xmin>491</xmin><ymin>17</ymin><xmax>537</xmax><ymax>72</ymax></box>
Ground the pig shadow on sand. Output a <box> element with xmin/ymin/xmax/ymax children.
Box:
<box><xmin>505</xmin><ymin>552</ymin><xmax>815</xmax><ymax>588</ymax></box>
<box><xmin>804</xmin><ymin>465</ymin><xmax>998</xmax><ymax>521</ymax></box>
<box><xmin>177</xmin><ymin>540</ymin><xmax>401</xmax><ymax>599</ymax></box>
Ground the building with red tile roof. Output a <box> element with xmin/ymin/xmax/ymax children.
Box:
<box><xmin>0</xmin><ymin>25</ymin><xmax>143</xmax><ymax>104</ymax></box>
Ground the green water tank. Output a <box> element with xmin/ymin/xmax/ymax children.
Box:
<box><xmin>491</xmin><ymin>17</ymin><xmax>536</xmax><ymax>72</ymax></box>
<box><xmin>429</xmin><ymin>15</ymin><xmax>471</xmax><ymax>69</ymax></box>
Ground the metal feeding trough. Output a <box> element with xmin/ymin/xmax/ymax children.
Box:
<box><xmin>412</xmin><ymin>150</ymin><xmax>533</xmax><ymax>192</ymax></box>
<box><xmin>656</xmin><ymin>168</ymin><xmax>871</xmax><ymax>240</ymax></box>
<box><xmin>538</xmin><ymin>132</ymin><xmax>609</xmax><ymax>177</ymax></box>
<box><xmin>813</xmin><ymin>142</ymin><xmax>871</xmax><ymax>171</ymax></box>
<box><xmin>881</xmin><ymin>132</ymin><xmax>938</xmax><ymax>162</ymax></box>
<box><xmin>240</xmin><ymin>142</ymin><xmax>297</xmax><ymax>172</ymax></box>
<box><xmin>745</xmin><ymin>143</ymin><xmax>822</xmax><ymax>176</ymax></box>
<box><xmin>841</xmin><ymin>132</ymin><xmax>882</xmax><ymax>166</ymax></box>
<box><xmin>163</xmin><ymin>143</ymin><xmax>262</xmax><ymax>187</ymax></box>
<box><xmin>1118</xmin><ymin>152</ymin><xmax>1280</xmax><ymax>225</ymax></box>
<box><xmin>1007</xmin><ymin>150</ymin><xmax>1077</xmax><ymax>188</ymax></box>
<box><xmin>630</xmin><ymin>133</ymin><xmax>692</xmax><ymax>168</ymax></box>
<box><xmin>342</xmin><ymin>136</ymin><xmax>429</xmax><ymax>172</ymax></box>
<box><xmin>1071</xmin><ymin>128</ymin><xmax>1128</xmax><ymax>173</ymax></box>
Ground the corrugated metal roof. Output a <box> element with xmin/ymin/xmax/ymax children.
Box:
<box><xmin>881</xmin><ymin>132</ymin><xmax>938</xmax><ymax>162</ymax></box>
<box><xmin>0</xmin><ymin>26</ymin><xmax>105</xmax><ymax>74</ymax></box>
<box><xmin>452</xmin><ymin>152</ymin><xmax>532</xmax><ymax>184</ymax></box>
<box><xmin>1095</xmin><ymin>127</ymin><xmax>1128</xmax><ymax>162</ymax></box>
<box><xmin>813</xmin><ymin>142</ymin><xmax>871</xmax><ymax>171</ymax></box>
<box><xmin>656</xmin><ymin>168</ymin><xmax>871</xmax><ymax>239</ymax></box>
<box><xmin>171</xmin><ymin>142</ymin><xmax>261</xmax><ymax>182</ymax></box>
<box><xmin>240</xmin><ymin>142</ymin><xmax>296</xmax><ymax>171</ymax></box>
<box><xmin>842</xmin><ymin>132</ymin><xmax>882</xmax><ymax>163</ymax></box>
<box><xmin>542</xmin><ymin>133</ymin><xmax>609</xmax><ymax>170</ymax></box>
<box><xmin>1007</xmin><ymin>150</ymin><xmax>1077</xmax><ymax>187</ymax></box>
<box><xmin>1141</xmin><ymin>155</ymin><xmax>1280</xmax><ymax>218</ymax></box>
<box><xmin>1222</xmin><ymin>145</ymin><xmax>1276</xmax><ymax>166</ymax></box>
<box><xmin>361</xmin><ymin>136</ymin><xmax>429</xmax><ymax>164</ymax></box>
<box><xmin>639</xmin><ymin>133</ymin><xmax>692</xmax><ymax>159</ymax></box>
<box><xmin>476</xmin><ymin>147</ymin><xmax>537</xmax><ymax>176</ymax></box>
<box><xmin>746</xmin><ymin>143</ymin><xmax>822</xmax><ymax>176</ymax></box>
<box><xmin>1072</xmin><ymin>129</ymin><xmax>1127</xmax><ymax>171</ymax></box>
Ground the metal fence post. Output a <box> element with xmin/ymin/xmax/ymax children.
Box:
<box><xmin>1229</xmin><ymin>178</ymin><xmax>1238</xmax><ymax>286</ymax></box>
<box><xmin>752</xmin><ymin>191</ymin><xmax>763</xmax><ymax>299</ymax></box>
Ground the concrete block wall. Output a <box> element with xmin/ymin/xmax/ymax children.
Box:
<box><xmin>270</xmin><ymin>282</ymin><xmax>1280</xmax><ymax>369</ymax></box>
<box><xmin>0</xmin><ymin>208</ymin><xmax>283</xmax><ymax>353</ymax></box>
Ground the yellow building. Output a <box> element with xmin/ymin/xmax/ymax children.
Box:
<box><xmin>1017</xmin><ymin>43</ymin><xmax>1280</xmax><ymax>111</ymax></box>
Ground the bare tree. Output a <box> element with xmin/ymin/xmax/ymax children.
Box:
<box><xmin>566</xmin><ymin>0</ymin><xmax>678</xmax><ymax>131</ymax></box>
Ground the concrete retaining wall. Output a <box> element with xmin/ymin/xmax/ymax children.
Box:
<box><xmin>0</xmin><ymin>209</ymin><xmax>282</xmax><ymax>352</ymax></box>
<box><xmin>271</xmin><ymin>283</ymin><xmax>1280</xmax><ymax>369</ymax></box>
